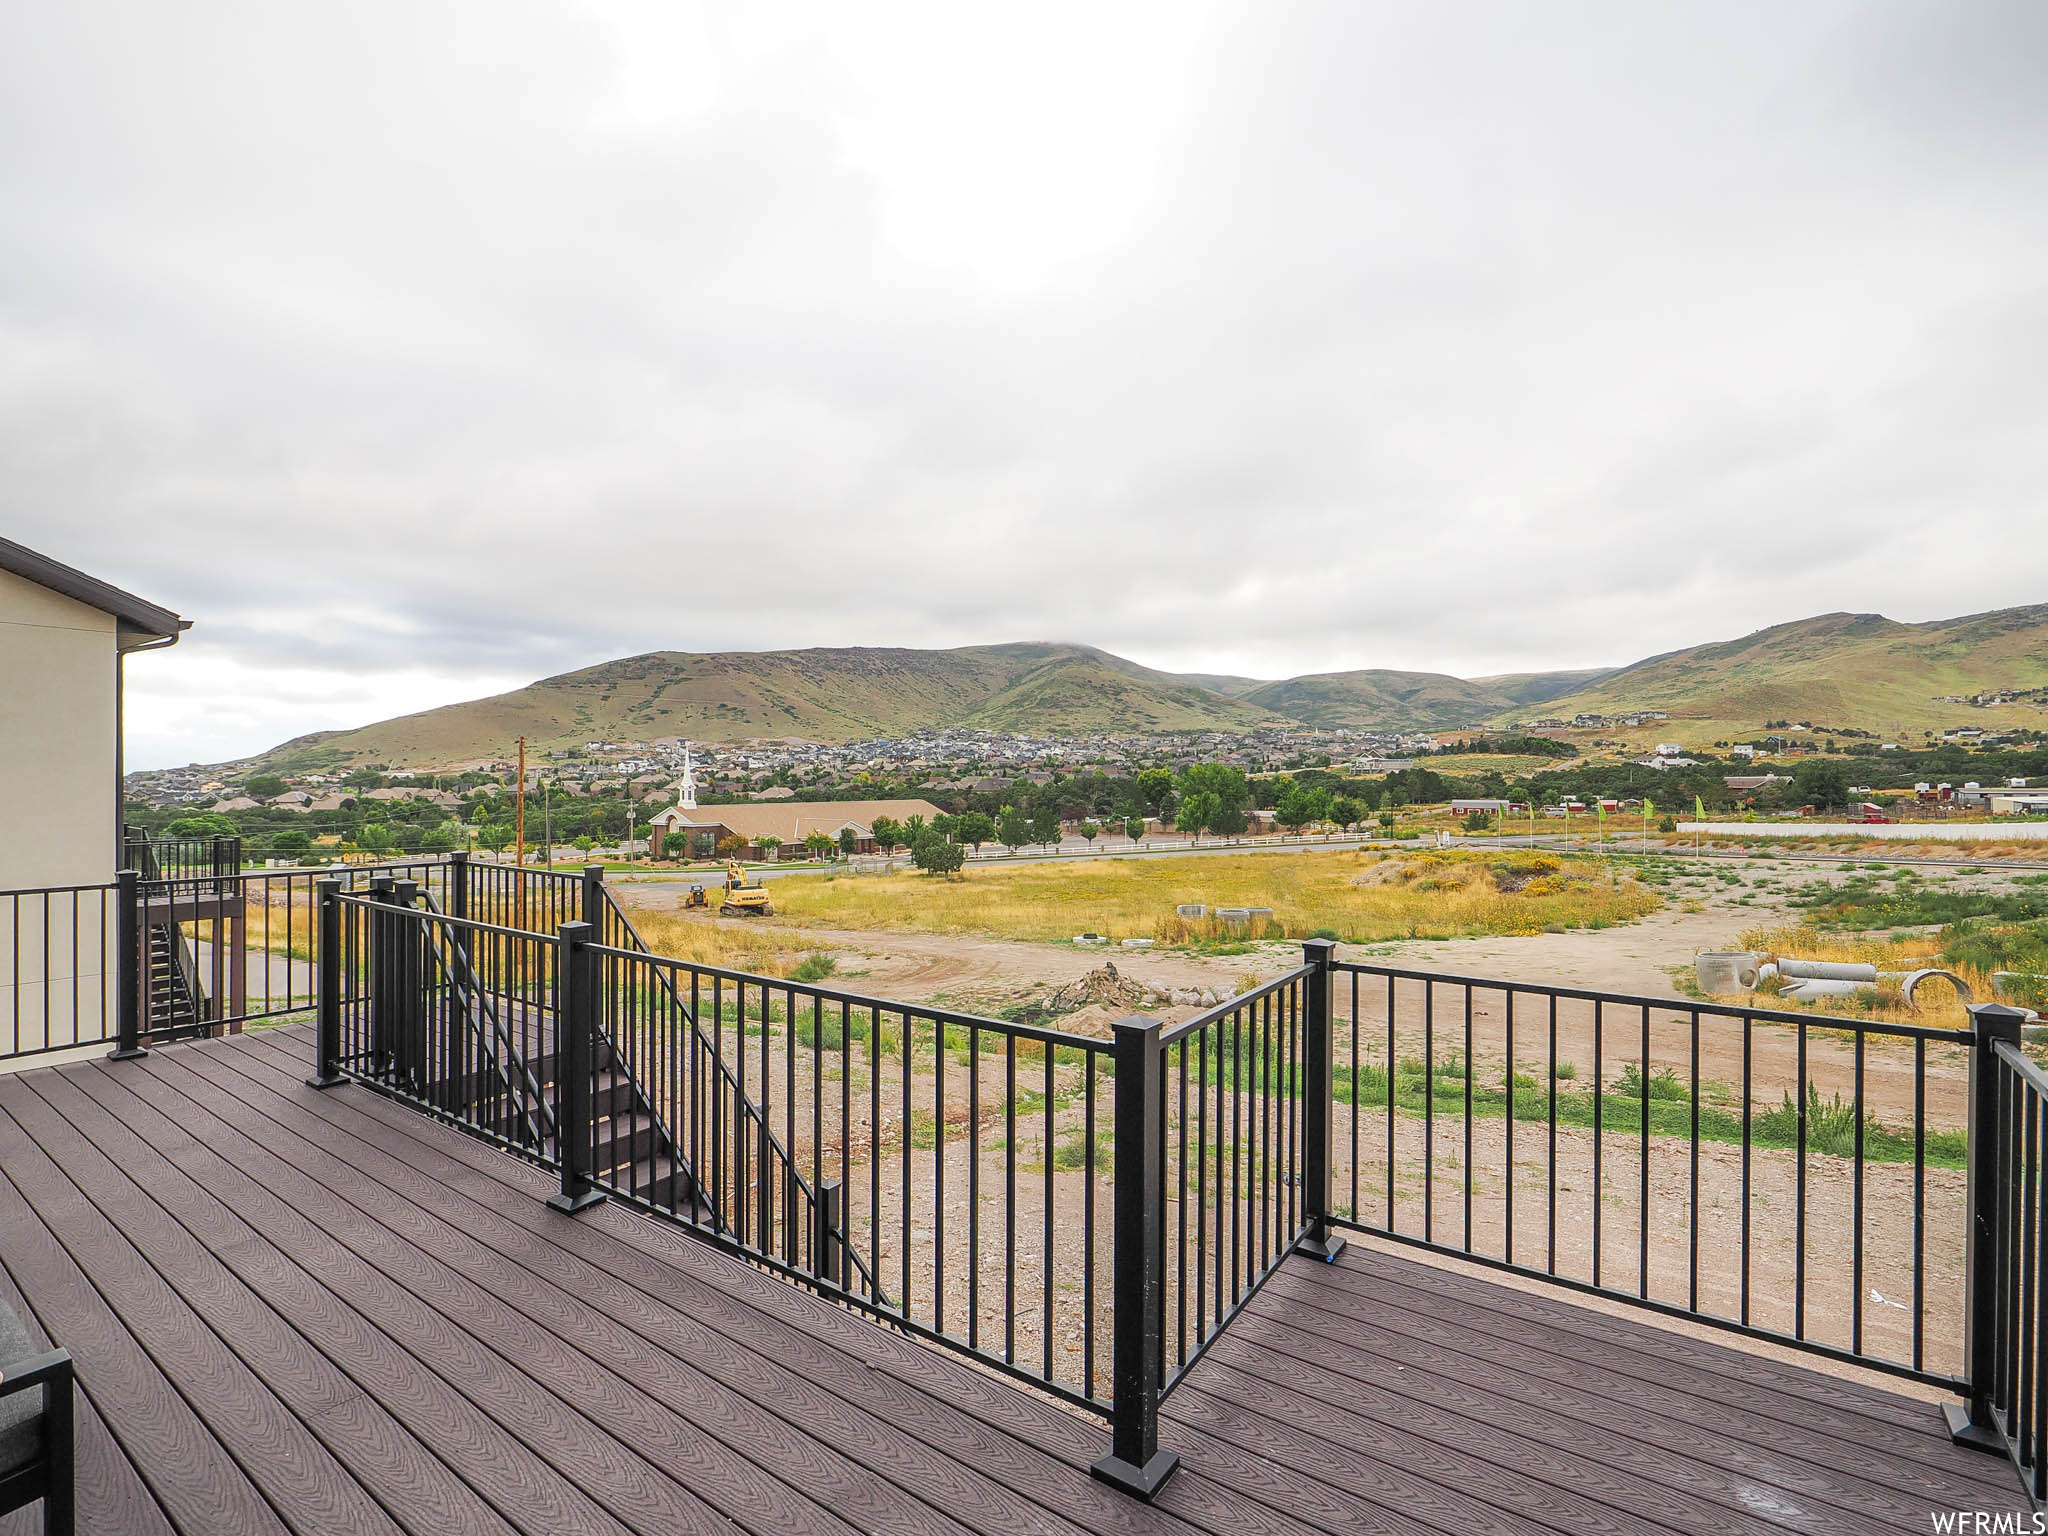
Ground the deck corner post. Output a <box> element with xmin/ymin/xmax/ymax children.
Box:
<box><xmin>1949</xmin><ymin>1000</ymin><xmax>2028</xmax><ymax>1453</ymax></box>
<box><xmin>446</xmin><ymin>848</ymin><xmax>469</xmax><ymax>923</ymax></box>
<box><xmin>110</xmin><ymin>867</ymin><xmax>146</xmax><ymax>1060</ymax></box>
<box><xmin>548</xmin><ymin>919</ymin><xmax>607</xmax><ymax>1214</ymax></box>
<box><xmin>308</xmin><ymin>878</ymin><xmax>345</xmax><ymax>1088</ymax></box>
<box><xmin>1297</xmin><ymin>937</ymin><xmax>1346</xmax><ymax>1263</ymax></box>
<box><xmin>1092</xmin><ymin>1013</ymin><xmax>1180</xmax><ymax>1500</ymax></box>
<box><xmin>581</xmin><ymin>863</ymin><xmax>606</xmax><ymax>932</ymax></box>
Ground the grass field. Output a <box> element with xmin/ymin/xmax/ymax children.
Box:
<box><xmin>760</xmin><ymin>848</ymin><xmax>1657</xmax><ymax>946</ymax></box>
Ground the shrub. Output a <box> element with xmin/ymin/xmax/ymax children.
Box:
<box><xmin>790</xmin><ymin>952</ymin><xmax>837</xmax><ymax>984</ymax></box>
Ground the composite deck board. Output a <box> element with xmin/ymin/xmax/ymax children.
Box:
<box><xmin>0</xmin><ymin>1234</ymin><xmax>173</xmax><ymax>1536</ymax></box>
<box><xmin>1294</xmin><ymin>1251</ymin><xmax>2010</xmax><ymax>1489</ymax></box>
<box><xmin>36</xmin><ymin>1063</ymin><xmax>639</xmax><ymax>1536</ymax></box>
<box><xmin>1192</xmin><ymin>1309</ymin><xmax>1944</xmax><ymax>1535</ymax></box>
<box><xmin>1326</xmin><ymin>1239</ymin><xmax>1961</xmax><ymax>1439</ymax></box>
<box><xmin>0</xmin><ymin>1073</ymin><xmax>526</xmax><ymax>1536</ymax></box>
<box><xmin>0</xmin><ymin>1022</ymin><xmax>2025</xmax><ymax>1533</ymax></box>
<box><xmin>217</xmin><ymin>1030</ymin><xmax>1203</xmax><ymax>1536</ymax></box>
<box><xmin>226</xmin><ymin>1032</ymin><xmax>1347</xmax><ymax>1536</ymax></box>
<box><xmin>138</xmin><ymin>1045</ymin><xmax>966</xmax><ymax>1536</ymax></box>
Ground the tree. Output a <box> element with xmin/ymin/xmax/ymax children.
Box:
<box><xmin>479</xmin><ymin>823</ymin><xmax>513</xmax><ymax>854</ymax></box>
<box><xmin>167</xmin><ymin>812</ymin><xmax>238</xmax><ymax>839</ymax></box>
<box><xmin>245</xmin><ymin>774</ymin><xmax>287</xmax><ymax>800</ymax></box>
<box><xmin>357</xmin><ymin>824</ymin><xmax>395</xmax><ymax>856</ymax></box>
<box><xmin>716</xmin><ymin>834</ymin><xmax>749</xmax><ymax>857</ymax></box>
<box><xmin>804</xmin><ymin>830</ymin><xmax>836</xmax><ymax>860</ymax></box>
<box><xmin>1376</xmin><ymin>810</ymin><xmax>1396</xmax><ymax>831</ymax></box>
<box><xmin>1179</xmin><ymin>763</ymin><xmax>1251</xmax><ymax>836</ymax></box>
<box><xmin>1078</xmin><ymin>820</ymin><xmax>1100</xmax><ymax>845</ymax></box>
<box><xmin>1331</xmin><ymin>795</ymin><xmax>1362</xmax><ymax>833</ymax></box>
<box><xmin>1792</xmin><ymin>759</ymin><xmax>1851</xmax><ymax>811</ymax></box>
<box><xmin>271</xmin><ymin>828</ymin><xmax>312</xmax><ymax>857</ymax></box>
<box><xmin>902</xmin><ymin>814</ymin><xmax>928</xmax><ymax>846</ymax></box>
<box><xmin>1177</xmin><ymin>790</ymin><xmax>1220</xmax><ymax>843</ymax></box>
<box><xmin>838</xmin><ymin>827</ymin><xmax>857</xmax><ymax>855</ymax></box>
<box><xmin>870</xmin><ymin>817</ymin><xmax>902</xmax><ymax>854</ymax></box>
<box><xmin>1275</xmin><ymin>784</ymin><xmax>1316</xmax><ymax>834</ymax></box>
<box><xmin>574</xmin><ymin>834</ymin><xmax>597</xmax><ymax>852</ymax></box>
<box><xmin>1125</xmin><ymin>815</ymin><xmax>1145</xmax><ymax>842</ymax></box>
<box><xmin>1029</xmin><ymin>806</ymin><xmax>1062</xmax><ymax>847</ymax></box>
<box><xmin>757</xmin><ymin>835</ymin><xmax>783</xmax><ymax>861</ymax></box>
<box><xmin>951</xmin><ymin>811</ymin><xmax>994</xmax><ymax>852</ymax></box>
<box><xmin>997</xmin><ymin>806</ymin><xmax>1032</xmax><ymax>851</ymax></box>
<box><xmin>1135</xmin><ymin>769</ymin><xmax>1177</xmax><ymax>816</ymax></box>
<box><xmin>911</xmin><ymin>834</ymin><xmax>965</xmax><ymax>876</ymax></box>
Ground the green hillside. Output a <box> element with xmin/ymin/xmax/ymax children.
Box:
<box><xmin>1520</xmin><ymin>607</ymin><xmax>2048</xmax><ymax>740</ymax></box>
<box><xmin>1238</xmin><ymin>669</ymin><xmax>1519</xmax><ymax>730</ymax></box>
<box><xmin>267</xmin><ymin>643</ymin><xmax>1278</xmax><ymax>770</ymax></box>
<box><xmin>259</xmin><ymin>602</ymin><xmax>2048</xmax><ymax>771</ymax></box>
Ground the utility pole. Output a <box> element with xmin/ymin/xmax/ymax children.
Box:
<box><xmin>515</xmin><ymin>736</ymin><xmax>527</xmax><ymax>867</ymax></box>
<box><xmin>543</xmin><ymin>778</ymin><xmax>553</xmax><ymax>869</ymax></box>
<box><xmin>514</xmin><ymin>735</ymin><xmax>528</xmax><ymax>934</ymax></box>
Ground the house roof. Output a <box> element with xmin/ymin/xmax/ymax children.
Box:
<box><xmin>0</xmin><ymin>534</ymin><xmax>189</xmax><ymax>641</ymax></box>
<box><xmin>653</xmin><ymin>798</ymin><xmax>944</xmax><ymax>842</ymax></box>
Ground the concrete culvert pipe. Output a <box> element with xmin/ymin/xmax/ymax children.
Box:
<box><xmin>1780</xmin><ymin>978</ymin><xmax>1877</xmax><ymax>1001</ymax></box>
<box><xmin>1899</xmin><ymin>970</ymin><xmax>1973</xmax><ymax>1010</ymax></box>
<box><xmin>1696</xmin><ymin>952</ymin><xmax>1762</xmax><ymax>992</ymax></box>
<box><xmin>1776</xmin><ymin>960</ymin><xmax>1880</xmax><ymax>983</ymax></box>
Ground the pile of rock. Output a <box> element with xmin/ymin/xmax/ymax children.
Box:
<box><xmin>1044</xmin><ymin>962</ymin><xmax>1230</xmax><ymax>1016</ymax></box>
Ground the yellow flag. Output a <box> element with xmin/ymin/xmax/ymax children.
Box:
<box><xmin>1695</xmin><ymin>795</ymin><xmax>1706</xmax><ymax>820</ymax></box>
<box><xmin>1644</xmin><ymin>797</ymin><xmax>1654</xmax><ymax>818</ymax></box>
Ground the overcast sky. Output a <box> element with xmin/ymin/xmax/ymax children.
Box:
<box><xmin>4</xmin><ymin>2</ymin><xmax>2044</xmax><ymax>768</ymax></box>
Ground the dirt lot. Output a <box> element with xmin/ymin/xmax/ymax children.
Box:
<box><xmin>616</xmin><ymin>850</ymin><xmax>2022</xmax><ymax>1396</ymax></box>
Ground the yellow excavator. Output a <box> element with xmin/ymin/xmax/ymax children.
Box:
<box><xmin>718</xmin><ymin>859</ymin><xmax>773</xmax><ymax>916</ymax></box>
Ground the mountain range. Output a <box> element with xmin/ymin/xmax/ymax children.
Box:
<box><xmin>261</xmin><ymin>605</ymin><xmax>2048</xmax><ymax>770</ymax></box>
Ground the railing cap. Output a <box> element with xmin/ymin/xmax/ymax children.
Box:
<box><xmin>1301</xmin><ymin>936</ymin><xmax>1338</xmax><ymax>964</ymax></box>
<box><xmin>1110</xmin><ymin>1013</ymin><xmax>1164</xmax><ymax>1042</ymax></box>
<box><xmin>1969</xmin><ymin>1001</ymin><xmax>2032</xmax><ymax>1042</ymax></box>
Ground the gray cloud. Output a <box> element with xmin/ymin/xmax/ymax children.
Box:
<box><xmin>1</xmin><ymin>1</ymin><xmax>2043</xmax><ymax>765</ymax></box>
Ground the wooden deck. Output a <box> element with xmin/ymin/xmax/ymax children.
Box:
<box><xmin>0</xmin><ymin>1023</ymin><xmax>2025</xmax><ymax>1535</ymax></box>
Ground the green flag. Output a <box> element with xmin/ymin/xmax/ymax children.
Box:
<box><xmin>1644</xmin><ymin>798</ymin><xmax>1654</xmax><ymax>819</ymax></box>
<box><xmin>1695</xmin><ymin>794</ymin><xmax>1706</xmax><ymax>820</ymax></box>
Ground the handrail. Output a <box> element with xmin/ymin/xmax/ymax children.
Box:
<box><xmin>1332</xmin><ymin>956</ymin><xmax>1974</xmax><ymax>1042</ymax></box>
<box><xmin>594</xmin><ymin>892</ymin><xmax>880</xmax><ymax>1290</ymax></box>
<box><xmin>412</xmin><ymin>887</ymin><xmax>559</xmax><ymax>1150</ymax></box>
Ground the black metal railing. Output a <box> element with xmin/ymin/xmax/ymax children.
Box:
<box><xmin>1155</xmin><ymin>960</ymin><xmax>1317</xmax><ymax>1396</ymax></box>
<box><xmin>581</xmin><ymin>936</ymin><xmax>1118</xmax><ymax>1414</ymax></box>
<box><xmin>0</xmin><ymin>882</ymin><xmax>122</xmax><ymax>1061</ymax></box>
<box><xmin>130</xmin><ymin>856</ymin><xmax>458</xmax><ymax>1035</ymax></box>
<box><xmin>320</xmin><ymin>880</ymin><xmax>561</xmax><ymax>1162</ymax></box>
<box><xmin>1948</xmin><ymin>1004</ymin><xmax>2048</xmax><ymax>1501</ymax></box>
<box><xmin>200</xmin><ymin>864</ymin><xmax>2048</xmax><ymax>1507</ymax></box>
<box><xmin>1322</xmin><ymin>958</ymin><xmax>1975</xmax><ymax>1389</ymax></box>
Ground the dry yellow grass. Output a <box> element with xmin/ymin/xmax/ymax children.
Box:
<box><xmin>758</xmin><ymin>849</ymin><xmax>1657</xmax><ymax>946</ymax></box>
<box><xmin>622</xmin><ymin>908</ymin><xmax>835</xmax><ymax>976</ymax></box>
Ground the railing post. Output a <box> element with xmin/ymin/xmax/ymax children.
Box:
<box><xmin>447</xmin><ymin>849</ymin><xmax>469</xmax><ymax>922</ymax></box>
<box><xmin>1298</xmin><ymin>938</ymin><xmax>1347</xmax><ymax>1262</ymax></box>
<box><xmin>391</xmin><ymin>879</ymin><xmax>424</xmax><ymax>1092</ymax></box>
<box><xmin>110</xmin><ymin>868</ymin><xmax>146</xmax><ymax>1060</ymax></box>
<box><xmin>368</xmin><ymin>875</ymin><xmax>396</xmax><ymax>1075</ymax></box>
<box><xmin>815</xmin><ymin>1178</ymin><xmax>844</xmax><ymax>1288</ymax></box>
<box><xmin>581</xmin><ymin>862</ymin><xmax>606</xmax><ymax>933</ymax></box>
<box><xmin>549</xmin><ymin>919</ymin><xmax>607</xmax><ymax>1214</ymax></box>
<box><xmin>1950</xmin><ymin>1001</ymin><xmax>2029</xmax><ymax>1453</ymax></box>
<box><xmin>1092</xmin><ymin>1014</ymin><xmax>1180</xmax><ymax>1500</ymax></box>
<box><xmin>308</xmin><ymin>878</ymin><xmax>345</xmax><ymax>1088</ymax></box>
